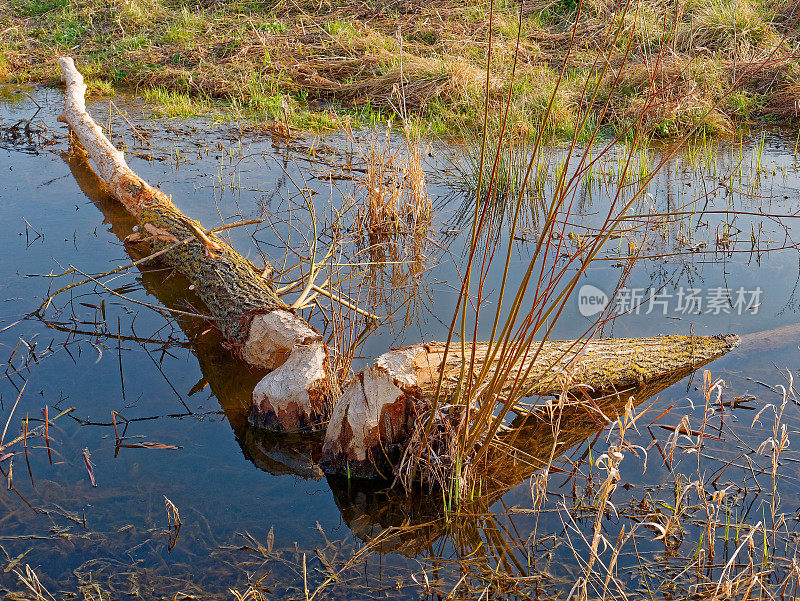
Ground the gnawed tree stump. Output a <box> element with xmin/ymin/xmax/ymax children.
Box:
<box><xmin>320</xmin><ymin>334</ymin><xmax>739</xmax><ymax>478</ymax></box>
<box><xmin>57</xmin><ymin>56</ymin><xmax>332</xmax><ymax>431</ymax></box>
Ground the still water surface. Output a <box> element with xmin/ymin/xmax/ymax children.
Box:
<box><xmin>2</xmin><ymin>86</ymin><xmax>800</xmax><ymax>598</ymax></box>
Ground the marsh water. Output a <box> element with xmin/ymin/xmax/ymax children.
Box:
<box><xmin>3</xmin><ymin>86</ymin><xmax>800</xmax><ymax>599</ymax></box>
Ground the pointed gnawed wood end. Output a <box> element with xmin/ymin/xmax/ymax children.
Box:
<box><xmin>320</xmin><ymin>334</ymin><xmax>740</xmax><ymax>479</ymax></box>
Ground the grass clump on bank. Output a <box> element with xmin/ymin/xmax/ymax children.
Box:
<box><xmin>1</xmin><ymin>0</ymin><xmax>798</xmax><ymax>136</ymax></box>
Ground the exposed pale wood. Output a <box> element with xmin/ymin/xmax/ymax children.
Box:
<box><xmin>320</xmin><ymin>334</ymin><xmax>740</xmax><ymax>477</ymax></box>
<box><xmin>58</xmin><ymin>57</ymin><xmax>332</xmax><ymax>431</ymax></box>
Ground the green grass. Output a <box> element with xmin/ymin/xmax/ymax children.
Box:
<box><xmin>142</xmin><ymin>87</ymin><xmax>214</xmax><ymax>118</ymax></box>
<box><xmin>14</xmin><ymin>0</ymin><xmax>68</xmax><ymax>17</ymax></box>
<box><xmin>1</xmin><ymin>0</ymin><xmax>798</xmax><ymax>138</ymax></box>
<box><xmin>163</xmin><ymin>7</ymin><xmax>204</xmax><ymax>45</ymax></box>
<box><xmin>85</xmin><ymin>77</ymin><xmax>114</xmax><ymax>96</ymax></box>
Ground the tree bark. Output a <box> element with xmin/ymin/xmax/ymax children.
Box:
<box><xmin>57</xmin><ymin>56</ymin><xmax>332</xmax><ymax>431</ymax></box>
<box><xmin>320</xmin><ymin>334</ymin><xmax>740</xmax><ymax>477</ymax></box>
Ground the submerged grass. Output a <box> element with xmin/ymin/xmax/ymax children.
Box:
<box><xmin>0</xmin><ymin>0</ymin><xmax>798</xmax><ymax>137</ymax></box>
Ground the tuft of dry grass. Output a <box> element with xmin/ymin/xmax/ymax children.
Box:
<box><xmin>352</xmin><ymin>122</ymin><xmax>432</xmax><ymax>253</ymax></box>
<box><xmin>677</xmin><ymin>0</ymin><xmax>774</xmax><ymax>54</ymax></box>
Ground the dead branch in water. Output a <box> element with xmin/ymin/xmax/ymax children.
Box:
<box><xmin>56</xmin><ymin>56</ymin><xmax>333</xmax><ymax>432</ymax></box>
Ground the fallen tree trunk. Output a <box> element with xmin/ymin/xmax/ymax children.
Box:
<box><xmin>320</xmin><ymin>334</ymin><xmax>740</xmax><ymax>477</ymax></box>
<box><xmin>57</xmin><ymin>56</ymin><xmax>332</xmax><ymax>431</ymax></box>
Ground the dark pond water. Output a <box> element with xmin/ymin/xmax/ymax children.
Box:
<box><xmin>2</xmin><ymin>85</ymin><xmax>800</xmax><ymax>599</ymax></box>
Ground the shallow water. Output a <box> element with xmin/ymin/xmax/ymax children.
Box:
<box><xmin>2</xmin><ymin>86</ymin><xmax>800</xmax><ymax>599</ymax></box>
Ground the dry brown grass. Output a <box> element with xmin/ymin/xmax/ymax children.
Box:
<box><xmin>1</xmin><ymin>0</ymin><xmax>798</xmax><ymax>137</ymax></box>
<box><xmin>603</xmin><ymin>58</ymin><xmax>733</xmax><ymax>136</ymax></box>
<box><xmin>352</xmin><ymin>122</ymin><xmax>432</xmax><ymax>250</ymax></box>
<box><xmin>767</xmin><ymin>0</ymin><xmax>800</xmax><ymax>33</ymax></box>
<box><xmin>676</xmin><ymin>0</ymin><xmax>776</xmax><ymax>54</ymax></box>
<box><xmin>296</xmin><ymin>55</ymin><xmax>500</xmax><ymax>110</ymax></box>
<box><xmin>731</xmin><ymin>57</ymin><xmax>800</xmax><ymax>118</ymax></box>
<box><xmin>342</xmin><ymin>119</ymin><xmax>433</xmax><ymax>329</ymax></box>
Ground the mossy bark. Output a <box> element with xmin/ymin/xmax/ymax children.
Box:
<box><xmin>405</xmin><ymin>335</ymin><xmax>740</xmax><ymax>399</ymax></box>
<box><xmin>320</xmin><ymin>334</ymin><xmax>740</xmax><ymax>478</ymax></box>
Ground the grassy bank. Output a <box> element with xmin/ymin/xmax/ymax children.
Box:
<box><xmin>1</xmin><ymin>0</ymin><xmax>798</xmax><ymax>138</ymax></box>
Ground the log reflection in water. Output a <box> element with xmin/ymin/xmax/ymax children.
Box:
<box><xmin>64</xmin><ymin>141</ymin><xmax>323</xmax><ymax>479</ymax></box>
